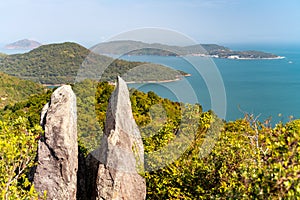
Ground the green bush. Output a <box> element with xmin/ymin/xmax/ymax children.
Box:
<box><xmin>0</xmin><ymin>117</ymin><xmax>41</xmax><ymax>199</ymax></box>
<box><xmin>1</xmin><ymin>79</ymin><xmax>300</xmax><ymax>199</ymax></box>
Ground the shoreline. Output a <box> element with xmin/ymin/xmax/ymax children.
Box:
<box><xmin>229</xmin><ymin>56</ymin><xmax>285</xmax><ymax>60</ymax></box>
<box><xmin>43</xmin><ymin>74</ymin><xmax>192</xmax><ymax>87</ymax></box>
<box><xmin>185</xmin><ymin>54</ymin><xmax>285</xmax><ymax>60</ymax></box>
<box><xmin>110</xmin><ymin>74</ymin><xmax>191</xmax><ymax>85</ymax></box>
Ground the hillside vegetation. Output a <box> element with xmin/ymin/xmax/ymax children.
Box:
<box><xmin>0</xmin><ymin>71</ymin><xmax>45</xmax><ymax>109</ymax></box>
<box><xmin>1</xmin><ymin>80</ymin><xmax>300</xmax><ymax>199</ymax></box>
<box><xmin>0</xmin><ymin>42</ymin><xmax>188</xmax><ymax>84</ymax></box>
<box><xmin>92</xmin><ymin>40</ymin><xmax>279</xmax><ymax>59</ymax></box>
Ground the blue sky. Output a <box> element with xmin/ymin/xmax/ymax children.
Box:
<box><xmin>0</xmin><ymin>0</ymin><xmax>299</xmax><ymax>47</ymax></box>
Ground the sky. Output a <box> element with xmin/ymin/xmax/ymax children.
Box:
<box><xmin>0</xmin><ymin>0</ymin><xmax>299</xmax><ymax>47</ymax></box>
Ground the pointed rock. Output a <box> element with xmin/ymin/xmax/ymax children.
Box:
<box><xmin>93</xmin><ymin>76</ymin><xmax>146</xmax><ymax>199</ymax></box>
<box><xmin>34</xmin><ymin>85</ymin><xmax>78</xmax><ymax>200</ymax></box>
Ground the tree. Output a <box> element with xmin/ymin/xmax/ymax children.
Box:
<box><xmin>0</xmin><ymin>117</ymin><xmax>42</xmax><ymax>199</ymax></box>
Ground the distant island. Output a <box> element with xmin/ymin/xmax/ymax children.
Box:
<box><xmin>4</xmin><ymin>39</ymin><xmax>42</xmax><ymax>50</ymax></box>
<box><xmin>0</xmin><ymin>42</ymin><xmax>190</xmax><ymax>85</ymax></box>
<box><xmin>91</xmin><ymin>40</ymin><xmax>284</xmax><ymax>60</ymax></box>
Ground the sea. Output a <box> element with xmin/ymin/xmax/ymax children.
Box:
<box><xmin>1</xmin><ymin>43</ymin><xmax>299</xmax><ymax>124</ymax></box>
<box><xmin>120</xmin><ymin>44</ymin><xmax>300</xmax><ymax>124</ymax></box>
<box><xmin>0</xmin><ymin>46</ymin><xmax>30</xmax><ymax>55</ymax></box>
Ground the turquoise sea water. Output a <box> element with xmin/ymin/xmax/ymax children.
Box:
<box><xmin>121</xmin><ymin>44</ymin><xmax>300</xmax><ymax>123</ymax></box>
<box><xmin>1</xmin><ymin>43</ymin><xmax>299</xmax><ymax>123</ymax></box>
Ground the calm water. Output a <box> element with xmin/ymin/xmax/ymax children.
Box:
<box><xmin>0</xmin><ymin>45</ymin><xmax>30</xmax><ymax>55</ymax></box>
<box><xmin>120</xmin><ymin>44</ymin><xmax>300</xmax><ymax>123</ymax></box>
<box><xmin>1</xmin><ymin>43</ymin><xmax>299</xmax><ymax>123</ymax></box>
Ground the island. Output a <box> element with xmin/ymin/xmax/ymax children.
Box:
<box><xmin>0</xmin><ymin>42</ymin><xmax>191</xmax><ymax>85</ymax></box>
<box><xmin>4</xmin><ymin>39</ymin><xmax>42</xmax><ymax>50</ymax></box>
<box><xmin>91</xmin><ymin>40</ymin><xmax>283</xmax><ymax>60</ymax></box>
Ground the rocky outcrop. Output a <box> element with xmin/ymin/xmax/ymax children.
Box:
<box><xmin>89</xmin><ymin>76</ymin><xmax>146</xmax><ymax>200</ymax></box>
<box><xmin>34</xmin><ymin>78</ymin><xmax>146</xmax><ymax>200</ymax></box>
<box><xmin>34</xmin><ymin>85</ymin><xmax>78</xmax><ymax>199</ymax></box>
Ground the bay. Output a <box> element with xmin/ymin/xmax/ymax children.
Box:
<box><xmin>120</xmin><ymin>44</ymin><xmax>300</xmax><ymax>123</ymax></box>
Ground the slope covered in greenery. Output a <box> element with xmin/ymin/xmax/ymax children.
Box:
<box><xmin>0</xmin><ymin>71</ymin><xmax>45</xmax><ymax>109</ymax></box>
<box><xmin>0</xmin><ymin>42</ymin><xmax>188</xmax><ymax>84</ymax></box>
<box><xmin>0</xmin><ymin>42</ymin><xmax>91</xmax><ymax>84</ymax></box>
<box><xmin>1</xmin><ymin>80</ymin><xmax>300</xmax><ymax>199</ymax></box>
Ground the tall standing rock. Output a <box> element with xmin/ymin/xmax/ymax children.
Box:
<box><xmin>92</xmin><ymin>76</ymin><xmax>146</xmax><ymax>200</ymax></box>
<box><xmin>34</xmin><ymin>85</ymin><xmax>78</xmax><ymax>200</ymax></box>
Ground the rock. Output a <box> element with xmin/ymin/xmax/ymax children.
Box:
<box><xmin>34</xmin><ymin>85</ymin><xmax>78</xmax><ymax>200</ymax></box>
<box><xmin>76</xmin><ymin>149</ymin><xmax>88</xmax><ymax>200</ymax></box>
<box><xmin>91</xmin><ymin>76</ymin><xmax>146</xmax><ymax>200</ymax></box>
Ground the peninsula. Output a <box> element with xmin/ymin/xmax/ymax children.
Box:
<box><xmin>92</xmin><ymin>40</ymin><xmax>283</xmax><ymax>60</ymax></box>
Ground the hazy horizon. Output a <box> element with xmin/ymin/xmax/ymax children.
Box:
<box><xmin>0</xmin><ymin>0</ymin><xmax>299</xmax><ymax>47</ymax></box>
<box><xmin>1</xmin><ymin>39</ymin><xmax>299</xmax><ymax>51</ymax></box>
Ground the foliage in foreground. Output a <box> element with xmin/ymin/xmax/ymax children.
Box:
<box><xmin>145</xmin><ymin>115</ymin><xmax>300</xmax><ymax>199</ymax></box>
<box><xmin>0</xmin><ymin>117</ymin><xmax>41</xmax><ymax>199</ymax></box>
<box><xmin>1</xmin><ymin>80</ymin><xmax>300</xmax><ymax>199</ymax></box>
<box><xmin>54</xmin><ymin>81</ymin><xmax>300</xmax><ymax>198</ymax></box>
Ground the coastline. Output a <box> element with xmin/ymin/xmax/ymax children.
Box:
<box><xmin>229</xmin><ymin>56</ymin><xmax>285</xmax><ymax>60</ymax></box>
<box><xmin>110</xmin><ymin>74</ymin><xmax>191</xmax><ymax>85</ymax></box>
<box><xmin>186</xmin><ymin>54</ymin><xmax>285</xmax><ymax>60</ymax></box>
<box><xmin>42</xmin><ymin>74</ymin><xmax>192</xmax><ymax>87</ymax></box>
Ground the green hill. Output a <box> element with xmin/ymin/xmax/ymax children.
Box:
<box><xmin>91</xmin><ymin>40</ymin><xmax>184</xmax><ymax>56</ymax></box>
<box><xmin>0</xmin><ymin>42</ymin><xmax>90</xmax><ymax>84</ymax></box>
<box><xmin>1</xmin><ymin>78</ymin><xmax>300</xmax><ymax>199</ymax></box>
<box><xmin>0</xmin><ymin>71</ymin><xmax>45</xmax><ymax>108</ymax></box>
<box><xmin>0</xmin><ymin>42</ymin><xmax>188</xmax><ymax>84</ymax></box>
<box><xmin>91</xmin><ymin>40</ymin><xmax>228</xmax><ymax>56</ymax></box>
<box><xmin>91</xmin><ymin>40</ymin><xmax>279</xmax><ymax>59</ymax></box>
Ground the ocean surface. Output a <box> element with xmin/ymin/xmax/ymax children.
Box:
<box><xmin>0</xmin><ymin>45</ymin><xmax>30</xmax><ymax>55</ymax></box>
<box><xmin>1</xmin><ymin>43</ymin><xmax>299</xmax><ymax>123</ymax></box>
<box><xmin>120</xmin><ymin>44</ymin><xmax>300</xmax><ymax>124</ymax></box>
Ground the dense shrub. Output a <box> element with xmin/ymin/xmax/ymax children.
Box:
<box><xmin>1</xmin><ymin>80</ymin><xmax>300</xmax><ymax>199</ymax></box>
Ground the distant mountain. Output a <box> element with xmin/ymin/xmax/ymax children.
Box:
<box><xmin>4</xmin><ymin>39</ymin><xmax>42</xmax><ymax>50</ymax></box>
<box><xmin>91</xmin><ymin>40</ymin><xmax>229</xmax><ymax>56</ymax></box>
<box><xmin>92</xmin><ymin>40</ymin><xmax>280</xmax><ymax>59</ymax></box>
<box><xmin>0</xmin><ymin>42</ymin><xmax>188</xmax><ymax>84</ymax></box>
<box><xmin>0</xmin><ymin>71</ymin><xmax>45</xmax><ymax>108</ymax></box>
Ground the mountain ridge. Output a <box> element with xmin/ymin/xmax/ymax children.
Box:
<box><xmin>92</xmin><ymin>40</ymin><xmax>281</xmax><ymax>59</ymax></box>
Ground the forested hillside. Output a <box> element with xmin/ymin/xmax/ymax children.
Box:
<box><xmin>0</xmin><ymin>42</ymin><xmax>90</xmax><ymax>84</ymax></box>
<box><xmin>0</xmin><ymin>42</ymin><xmax>188</xmax><ymax>84</ymax></box>
<box><xmin>1</xmin><ymin>79</ymin><xmax>300</xmax><ymax>199</ymax></box>
<box><xmin>0</xmin><ymin>71</ymin><xmax>45</xmax><ymax>108</ymax></box>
